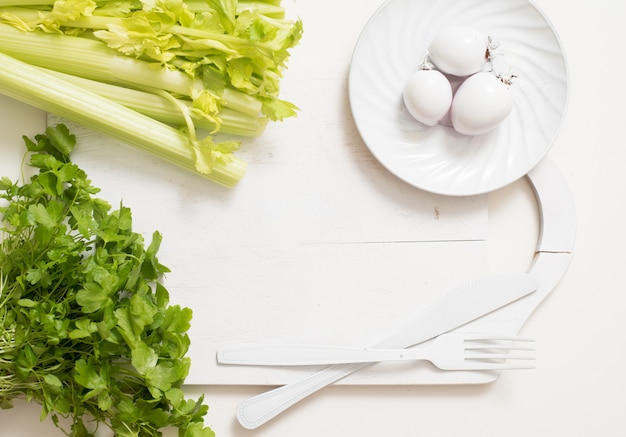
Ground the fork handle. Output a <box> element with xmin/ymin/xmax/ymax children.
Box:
<box><xmin>236</xmin><ymin>363</ymin><xmax>369</xmax><ymax>429</ymax></box>
<box><xmin>219</xmin><ymin>344</ymin><xmax>428</xmax><ymax>366</ymax></box>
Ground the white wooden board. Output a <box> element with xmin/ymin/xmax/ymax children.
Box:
<box><xmin>0</xmin><ymin>0</ymin><xmax>490</xmax><ymax>385</ymax></box>
<box><xmin>43</xmin><ymin>59</ymin><xmax>489</xmax><ymax>383</ymax></box>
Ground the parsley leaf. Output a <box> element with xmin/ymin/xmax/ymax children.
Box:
<box><xmin>0</xmin><ymin>124</ymin><xmax>214</xmax><ymax>436</ymax></box>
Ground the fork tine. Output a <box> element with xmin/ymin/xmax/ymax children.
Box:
<box><xmin>464</xmin><ymin>352</ymin><xmax>536</xmax><ymax>361</ymax></box>
<box><xmin>465</xmin><ymin>343</ymin><xmax>535</xmax><ymax>351</ymax></box>
<box><xmin>461</xmin><ymin>362</ymin><xmax>536</xmax><ymax>371</ymax></box>
<box><xmin>461</xmin><ymin>333</ymin><xmax>534</xmax><ymax>342</ymax></box>
<box><xmin>463</xmin><ymin>335</ymin><xmax>535</xmax><ymax>353</ymax></box>
<box><xmin>463</xmin><ymin>332</ymin><xmax>536</xmax><ymax>369</ymax></box>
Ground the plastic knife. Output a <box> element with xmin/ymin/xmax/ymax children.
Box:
<box><xmin>230</xmin><ymin>272</ymin><xmax>538</xmax><ymax>429</ymax></box>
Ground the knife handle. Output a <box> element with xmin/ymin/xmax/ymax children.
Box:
<box><xmin>236</xmin><ymin>362</ymin><xmax>369</xmax><ymax>429</ymax></box>
<box><xmin>235</xmin><ymin>272</ymin><xmax>538</xmax><ymax>429</ymax></box>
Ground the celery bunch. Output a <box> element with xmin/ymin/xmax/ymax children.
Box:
<box><xmin>0</xmin><ymin>0</ymin><xmax>302</xmax><ymax>187</ymax></box>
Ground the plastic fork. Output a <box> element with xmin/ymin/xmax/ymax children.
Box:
<box><xmin>217</xmin><ymin>332</ymin><xmax>535</xmax><ymax>371</ymax></box>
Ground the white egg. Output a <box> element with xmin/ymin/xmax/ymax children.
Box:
<box><xmin>428</xmin><ymin>26</ymin><xmax>488</xmax><ymax>77</ymax></box>
<box><xmin>403</xmin><ymin>69</ymin><xmax>453</xmax><ymax>126</ymax></box>
<box><xmin>450</xmin><ymin>72</ymin><xmax>513</xmax><ymax>136</ymax></box>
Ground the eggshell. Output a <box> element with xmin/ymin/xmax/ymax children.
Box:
<box><xmin>450</xmin><ymin>72</ymin><xmax>513</xmax><ymax>136</ymax></box>
<box><xmin>403</xmin><ymin>69</ymin><xmax>453</xmax><ymax>126</ymax></box>
<box><xmin>429</xmin><ymin>26</ymin><xmax>488</xmax><ymax>77</ymax></box>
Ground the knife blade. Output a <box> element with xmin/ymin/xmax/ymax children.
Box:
<box><xmin>374</xmin><ymin>272</ymin><xmax>538</xmax><ymax>349</ymax></box>
<box><xmin>234</xmin><ymin>272</ymin><xmax>538</xmax><ymax>429</ymax></box>
<box><xmin>221</xmin><ymin>273</ymin><xmax>538</xmax><ymax>365</ymax></box>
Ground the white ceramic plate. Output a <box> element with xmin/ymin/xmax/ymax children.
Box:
<box><xmin>348</xmin><ymin>0</ymin><xmax>568</xmax><ymax>196</ymax></box>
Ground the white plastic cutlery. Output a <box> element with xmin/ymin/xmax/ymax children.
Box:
<box><xmin>232</xmin><ymin>158</ymin><xmax>576</xmax><ymax>430</ymax></box>
<box><xmin>218</xmin><ymin>332</ymin><xmax>535</xmax><ymax>370</ymax></box>
<box><xmin>232</xmin><ymin>272</ymin><xmax>538</xmax><ymax>429</ymax></box>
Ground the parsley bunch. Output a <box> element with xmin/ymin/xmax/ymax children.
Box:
<box><xmin>0</xmin><ymin>125</ymin><xmax>214</xmax><ymax>436</ymax></box>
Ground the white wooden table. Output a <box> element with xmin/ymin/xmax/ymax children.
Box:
<box><xmin>1</xmin><ymin>0</ymin><xmax>625</xmax><ymax>435</ymax></box>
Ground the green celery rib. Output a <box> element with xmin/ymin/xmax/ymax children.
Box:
<box><xmin>239</xmin><ymin>0</ymin><xmax>282</xmax><ymax>6</ymax></box>
<box><xmin>44</xmin><ymin>69</ymin><xmax>269</xmax><ymax>137</ymax></box>
<box><xmin>0</xmin><ymin>0</ymin><xmax>284</xmax><ymax>7</ymax></box>
<box><xmin>182</xmin><ymin>1</ymin><xmax>286</xmax><ymax>18</ymax></box>
<box><xmin>0</xmin><ymin>0</ymin><xmax>53</xmax><ymax>5</ymax></box>
<box><xmin>237</xmin><ymin>1</ymin><xmax>285</xmax><ymax>17</ymax></box>
<box><xmin>0</xmin><ymin>8</ymin><xmax>113</xmax><ymax>29</ymax></box>
<box><xmin>0</xmin><ymin>22</ymin><xmax>193</xmax><ymax>95</ymax></box>
<box><xmin>0</xmin><ymin>22</ymin><xmax>263</xmax><ymax>116</ymax></box>
<box><xmin>0</xmin><ymin>6</ymin><xmax>49</xmax><ymax>21</ymax></box>
<box><xmin>0</xmin><ymin>52</ymin><xmax>247</xmax><ymax>187</ymax></box>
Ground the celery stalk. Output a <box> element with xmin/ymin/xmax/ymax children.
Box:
<box><xmin>0</xmin><ymin>0</ymin><xmax>53</xmax><ymax>5</ymax></box>
<box><xmin>0</xmin><ymin>0</ymin><xmax>302</xmax><ymax>187</ymax></box>
<box><xmin>240</xmin><ymin>0</ymin><xmax>283</xmax><ymax>6</ymax></box>
<box><xmin>0</xmin><ymin>22</ymin><xmax>194</xmax><ymax>95</ymax></box>
<box><xmin>0</xmin><ymin>51</ymin><xmax>247</xmax><ymax>187</ymax></box>
<box><xmin>0</xmin><ymin>22</ymin><xmax>263</xmax><ymax>116</ymax></box>
<box><xmin>238</xmin><ymin>1</ymin><xmax>286</xmax><ymax>18</ymax></box>
<box><xmin>44</xmin><ymin>68</ymin><xmax>269</xmax><ymax>137</ymax></box>
<box><xmin>0</xmin><ymin>7</ymin><xmax>114</xmax><ymax>29</ymax></box>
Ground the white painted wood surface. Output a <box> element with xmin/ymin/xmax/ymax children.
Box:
<box><xmin>45</xmin><ymin>65</ymin><xmax>489</xmax><ymax>383</ymax></box>
<box><xmin>34</xmin><ymin>0</ymin><xmax>495</xmax><ymax>385</ymax></box>
<box><xmin>2</xmin><ymin>0</ymin><xmax>626</xmax><ymax>435</ymax></box>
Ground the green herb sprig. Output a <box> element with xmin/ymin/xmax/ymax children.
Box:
<box><xmin>0</xmin><ymin>124</ymin><xmax>214</xmax><ymax>437</ymax></box>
